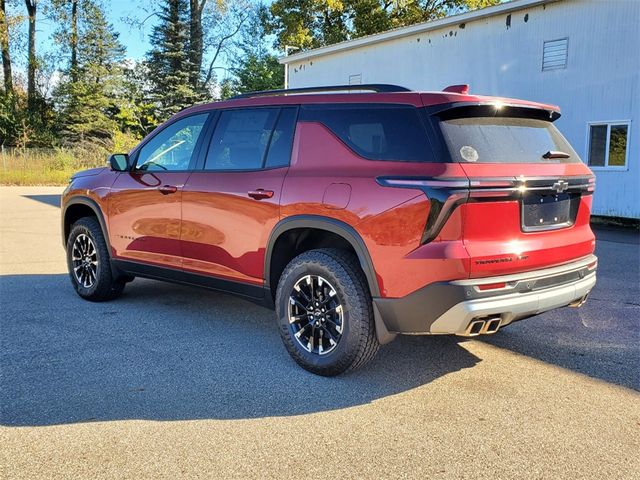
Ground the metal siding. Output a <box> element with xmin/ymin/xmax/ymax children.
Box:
<box><xmin>287</xmin><ymin>0</ymin><xmax>640</xmax><ymax>218</ymax></box>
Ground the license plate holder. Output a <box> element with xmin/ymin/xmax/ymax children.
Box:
<box><xmin>521</xmin><ymin>193</ymin><xmax>578</xmax><ymax>231</ymax></box>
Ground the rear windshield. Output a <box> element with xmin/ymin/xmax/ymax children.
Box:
<box><xmin>439</xmin><ymin>117</ymin><xmax>580</xmax><ymax>163</ymax></box>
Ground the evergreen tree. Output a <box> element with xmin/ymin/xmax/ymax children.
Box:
<box><xmin>54</xmin><ymin>0</ymin><xmax>126</xmax><ymax>148</ymax></box>
<box><xmin>146</xmin><ymin>0</ymin><xmax>201</xmax><ymax>120</ymax></box>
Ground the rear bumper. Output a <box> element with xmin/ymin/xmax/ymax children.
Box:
<box><xmin>373</xmin><ymin>255</ymin><xmax>597</xmax><ymax>336</ymax></box>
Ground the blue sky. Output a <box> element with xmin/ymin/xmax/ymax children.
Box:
<box><xmin>36</xmin><ymin>0</ymin><xmax>156</xmax><ymax>61</ymax></box>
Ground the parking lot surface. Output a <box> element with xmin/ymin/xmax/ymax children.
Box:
<box><xmin>1</xmin><ymin>186</ymin><xmax>639</xmax><ymax>479</ymax></box>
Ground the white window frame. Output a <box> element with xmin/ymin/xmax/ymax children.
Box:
<box><xmin>585</xmin><ymin>120</ymin><xmax>631</xmax><ymax>171</ymax></box>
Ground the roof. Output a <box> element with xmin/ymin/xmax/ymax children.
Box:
<box><xmin>177</xmin><ymin>89</ymin><xmax>560</xmax><ymax>120</ymax></box>
<box><xmin>279</xmin><ymin>0</ymin><xmax>561</xmax><ymax>64</ymax></box>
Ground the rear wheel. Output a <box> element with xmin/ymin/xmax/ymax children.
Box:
<box><xmin>275</xmin><ymin>248</ymin><xmax>379</xmax><ymax>376</ymax></box>
<box><xmin>66</xmin><ymin>217</ymin><xmax>127</xmax><ymax>301</ymax></box>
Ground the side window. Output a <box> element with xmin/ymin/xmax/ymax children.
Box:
<box><xmin>587</xmin><ymin>122</ymin><xmax>629</xmax><ymax>169</ymax></box>
<box><xmin>300</xmin><ymin>104</ymin><xmax>431</xmax><ymax>162</ymax></box>
<box><xmin>136</xmin><ymin>113</ymin><xmax>209</xmax><ymax>171</ymax></box>
<box><xmin>204</xmin><ymin>108</ymin><xmax>279</xmax><ymax>170</ymax></box>
<box><xmin>265</xmin><ymin>107</ymin><xmax>297</xmax><ymax>168</ymax></box>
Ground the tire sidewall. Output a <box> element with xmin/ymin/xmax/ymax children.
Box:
<box><xmin>66</xmin><ymin>220</ymin><xmax>105</xmax><ymax>298</ymax></box>
<box><xmin>276</xmin><ymin>253</ymin><xmax>368</xmax><ymax>373</ymax></box>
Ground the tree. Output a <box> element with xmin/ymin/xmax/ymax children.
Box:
<box><xmin>113</xmin><ymin>61</ymin><xmax>158</xmax><ymax>137</ymax></box>
<box><xmin>189</xmin><ymin>0</ymin><xmax>206</xmax><ymax>91</ymax></box>
<box><xmin>1</xmin><ymin>0</ymin><xmax>13</xmax><ymax>94</ymax></box>
<box><xmin>54</xmin><ymin>0</ymin><xmax>127</xmax><ymax>147</ymax></box>
<box><xmin>227</xmin><ymin>5</ymin><xmax>283</xmax><ymax>96</ymax></box>
<box><xmin>267</xmin><ymin>0</ymin><xmax>501</xmax><ymax>50</ymax></box>
<box><xmin>146</xmin><ymin>0</ymin><xmax>200</xmax><ymax>120</ymax></box>
<box><xmin>24</xmin><ymin>0</ymin><xmax>36</xmax><ymax>110</ymax></box>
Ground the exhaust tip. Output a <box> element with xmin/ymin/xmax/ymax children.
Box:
<box><xmin>465</xmin><ymin>320</ymin><xmax>485</xmax><ymax>336</ymax></box>
<box><xmin>483</xmin><ymin>318</ymin><xmax>502</xmax><ymax>334</ymax></box>
<box><xmin>569</xmin><ymin>294</ymin><xmax>589</xmax><ymax>308</ymax></box>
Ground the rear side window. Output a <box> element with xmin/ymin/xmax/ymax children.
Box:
<box><xmin>439</xmin><ymin>117</ymin><xmax>580</xmax><ymax>164</ymax></box>
<box><xmin>300</xmin><ymin>104</ymin><xmax>432</xmax><ymax>162</ymax></box>
<box><xmin>265</xmin><ymin>107</ymin><xmax>297</xmax><ymax>169</ymax></box>
<box><xmin>205</xmin><ymin>108</ymin><xmax>279</xmax><ymax>170</ymax></box>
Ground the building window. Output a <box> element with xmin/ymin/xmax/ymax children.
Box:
<box><xmin>587</xmin><ymin>122</ymin><xmax>630</xmax><ymax>169</ymax></box>
<box><xmin>542</xmin><ymin>38</ymin><xmax>568</xmax><ymax>71</ymax></box>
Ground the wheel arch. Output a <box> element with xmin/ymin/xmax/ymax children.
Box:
<box><xmin>264</xmin><ymin>215</ymin><xmax>381</xmax><ymax>298</ymax></box>
<box><xmin>62</xmin><ymin>196</ymin><xmax>111</xmax><ymax>253</ymax></box>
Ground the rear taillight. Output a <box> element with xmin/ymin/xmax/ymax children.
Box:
<box><xmin>376</xmin><ymin>177</ymin><xmax>470</xmax><ymax>244</ymax></box>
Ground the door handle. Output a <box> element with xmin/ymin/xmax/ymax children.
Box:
<box><xmin>248</xmin><ymin>189</ymin><xmax>274</xmax><ymax>200</ymax></box>
<box><xmin>158</xmin><ymin>185</ymin><xmax>178</xmax><ymax>195</ymax></box>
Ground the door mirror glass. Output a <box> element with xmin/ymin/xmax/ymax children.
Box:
<box><xmin>109</xmin><ymin>153</ymin><xmax>129</xmax><ymax>172</ymax></box>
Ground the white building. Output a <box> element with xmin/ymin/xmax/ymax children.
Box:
<box><xmin>280</xmin><ymin>0</ymin><xmax>639</xmax><ymax>219</ymax></box>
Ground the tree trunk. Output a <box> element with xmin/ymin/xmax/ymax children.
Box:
<box><xmin>70</xmin><ymin>0</ymin><xmax>78</xmax><ymax>82</ymax></box>
<box><xmin>25</xmin><ymin>0</ymin><xmax>37</xmax><ymax>110</ymax></box>
<box><xmin>189</xmin><ymin>0</ymin><xmax>205</xmax><ymax>90</ymax></box>
<box><xmin>0</xmin><ymin>0</ymin><xmax>13</xmax><ymax>94</ymax></box>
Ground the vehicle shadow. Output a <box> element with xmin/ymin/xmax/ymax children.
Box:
<box><xmin>479</xmin><ymin>236</ymin><xmax>640</xmax><ymax>391</ymax></box>
<box><xmin>0</xmin><ymin>273</ymin><xmax>480</xmax><ymax>427</ymax></box>
<box><xmin>22</xmin><ymin>194</ymin><xmax>62</xmax><ymax>208</ymax></box>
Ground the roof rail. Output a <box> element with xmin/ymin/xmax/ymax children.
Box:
<box><xmin>231</xmin><ymin>84</ymin><xmax>412</xmax><ymax>99</ymax></box>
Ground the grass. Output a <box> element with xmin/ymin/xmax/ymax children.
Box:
<box><xmin>0</xmin><ymin>149</ymin><xmax>109</xmax><ymax>186</ymax></box>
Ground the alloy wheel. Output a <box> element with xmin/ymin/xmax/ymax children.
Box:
<box><xmin>72</xmin><ymin>233</ymin><xmax>98</xmax><ymax>288</ymax></box>
<box><xmin>288</xmin><ymin>275</ymin><xmax>344</xmax><ymax>355</ymax></box>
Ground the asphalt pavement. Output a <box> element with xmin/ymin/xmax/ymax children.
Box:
<box><xmin>1</xmin><ymin>186</ymin><xmax>639</xmax><ymax>479</ymax></box>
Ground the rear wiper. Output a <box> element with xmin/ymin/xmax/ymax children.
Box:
<box><xmin>542</xmin><ymin>150</ymin><xmax>571</xmax><ymax>159</ymax></box>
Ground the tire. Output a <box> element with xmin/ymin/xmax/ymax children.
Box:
<box><xmin>66</xmin><ymin>216</ymin><xmax>127</xmax><ymax>301</ymax></box>
<box><xmin>275</xmin><ymin>248</ymin><xmax>380</xmax><ymax>376</ymax></box>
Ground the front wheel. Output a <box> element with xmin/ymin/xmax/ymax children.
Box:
<box><xmin>66</xmin><ymin>217</ymin><xmax>127</xmax><ymax>301</ymax></box>
<box><xmin>275</xmin><ymin>249</ymin><xmax>380</xmax><ymax>376</ymax></box>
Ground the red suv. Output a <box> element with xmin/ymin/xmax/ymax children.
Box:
<box><xmin>61</xmin><ymin>84</ymin><xmax>597</xmax><ymax>376</ymax></box>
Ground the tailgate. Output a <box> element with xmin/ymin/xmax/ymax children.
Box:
<box><xmin>459</xmin><ymin>163</ymin><xmax>596</xmax><ymax>278</ymax></box>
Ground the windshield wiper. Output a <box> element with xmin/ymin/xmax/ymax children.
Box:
<box><xmin>542</xmin><ymin>150</ymin><xmax>571</xmax><ymax>159</ymax></box>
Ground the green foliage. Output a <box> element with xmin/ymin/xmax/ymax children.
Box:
<box><xmin>266</xmin><ymin>0</ymin><xmax>502</xmax><ymax>50</ymax></box>
<box><xmin>53</xmin><ymin>0</ymin><xmax>126</xmax><ymax>149</ymax></box>
<box><xmin>146</xmin><ymin>0</ymin><xmax>203</xmax><ymax>121</ymax></box>
<box><xmin>225</xmin><ymin>6</ymin><xmax>284</xmax><ymax>96</ymax></box>
<box><xmin>112</xmin><ymin>62</ymin><xmax>158</xmax><ymax>138</ymax></box>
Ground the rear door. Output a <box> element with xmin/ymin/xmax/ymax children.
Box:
<box><xmin>434</xmin><ymin>107</ymin><xmax>596</xmax><ymax>277</ymax></box>
<box><xmin>109</xmin><ymin>113</ymin><xmax>210</xmax><ymax>269</ymax></box>
<box><xmin>181</xmin><ymin>106</ymin><xmax>297</xmax><ymax>286</ymax></box>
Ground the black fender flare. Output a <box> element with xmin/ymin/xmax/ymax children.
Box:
<box><xmin>264</xmin><ymin>215</ymin><xmax>396</xmax><ymax>344</ymax></box>
<box><xmin>264</xmin><ymin>215</ymin><xmax>381</xmax><ymax>297</ymax></box>
<box><xmin>62</xmin><ymin>196</ymin><xmax>123</xmax><ymax>278</ymax></box>
<box><xmin>62</xmin><ymin>196</ymin><xmax>110</xmax><ymax>247</ymax></box>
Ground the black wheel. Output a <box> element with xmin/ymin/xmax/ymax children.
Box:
<box><xmin>275</xmin><ymin>248</ymin><xmax>380</xmax><ymax>376</ymax></box>
<box><xmin>66</xmin><ymin>217</ymin><xmax>127</xmax><ymax>301</ymax></box>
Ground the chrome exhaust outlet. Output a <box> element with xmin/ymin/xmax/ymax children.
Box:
<box><xmin>569</xmin><ymin>294</ymin><xmax>589</xmax><ymax>308</ymax></box>
<box><xmin>462</xmin><ymin>320</ymin><xmax>485</xmax><ymax>336</ymax></box>
<box><xmin>482</xmin><ymin>318</ymin><xmax>502</xmax><ymax>334</ymax></box>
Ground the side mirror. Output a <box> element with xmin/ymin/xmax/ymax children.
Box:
<box><xmin>109</xmin><ymin>153</ymin><xmax>130</xmax><ymax>172</ymax></box>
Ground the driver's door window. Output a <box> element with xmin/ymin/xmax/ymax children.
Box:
<box><xmin>136</xmin><ymin>113</ymin><xmax>209</xmax><ymax>171</ymax></box>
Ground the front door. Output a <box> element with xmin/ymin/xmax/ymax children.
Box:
<box><xmin>108</xmin><ymin>113</ymin><xmax>210</xmax><ymax>269</ymax></box>
<box><xmin>181</xmin><ymin>107</ymin><xmax>297</xmax><ymax>285</ymax></box>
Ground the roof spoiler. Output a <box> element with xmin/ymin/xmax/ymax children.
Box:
<box><xmin>443</xmin><ymin>84</ymin><xmax>470</xmax><ymax>95</ymax></box>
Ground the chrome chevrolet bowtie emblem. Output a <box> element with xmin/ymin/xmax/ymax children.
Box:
<box><xmin>552</xmin><ymin>180</ymin><xmax>569</xmax><ymax>193</ymax></box>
